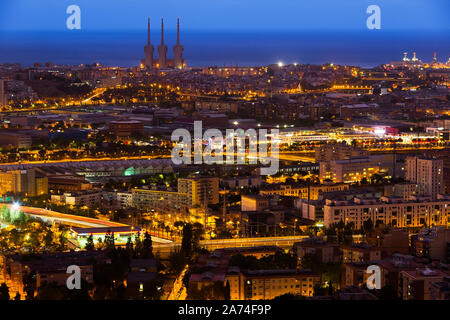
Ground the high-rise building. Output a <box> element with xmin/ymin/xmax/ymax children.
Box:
<box><xmin>0</xmin><ymin>169</ymin><xmax>42</xmax><ymax>197</ymax></box>
<box><xmin>0</xmin><ymin>80</ymin><xmax>7</xmax><ymax>109</ymax></box>
<box><xmin>178</xmin><ymin>176</ymin><xmax>219</xmax><ymax>206</ymax></box>
<box><xmin>173</xmin><ymin>17</ymin><xmax>184</xmax><ymax>69</ymax></box>
<box><xmin>405</xmin><ymin>156</ymin><xmax>443</xmax><ymax>198</ymax></box>
<box><xmin>157</xmin><ymin>18</ymin><xmax>168</xmax><ymax>69</ymax></box>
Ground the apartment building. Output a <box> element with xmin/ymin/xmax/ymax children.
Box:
<box><xmin>324</xmin><ymin>195</ymin><xmax>450</xmax><ymax>229</ymax></box>
<box><xmin>0</xmin><ymin>169</ymin><xmax>43</xmax><ymax>197</ymax></box>
<box><xmin>342</xmin><ymin>243</ymin><xmax>381</xmax><ymax>263</ymax></box>
<box><xmin>405</xmin><ymin>156</ymin><xmax>443</xmax><ymax>198</ymax></box>
<box><xmin>315</xmin><ymin>143</ymin><xmax>368</xmax><ymax>162</ymax></box>
<box><xmin>293</xmin><ymin>238</ymin><xmax>340</xmax><ymax>264</ymax></box>
<box><xmin>384</xmin><ymin>183</ymin><xmax>420</xmax><ymax>200</ymax></box>
<box><xmin>399</xmin><ymin>268</ymin><xmax>448</xmax><ymax>300</ymax></box>
<box><xmin>319</xmin><ymin>157</ymin><xmax>381</xmax><ymax>183</ymax></box>
<box><xmin>241</xmin><ymin>195</ymin><xmax>270</xmax><ymax>212</ymax></box>
<box><xmin>260</xmin><ymin>183</ymin><xmax>348</xmax><ymax>200</ymax></box>
<box><xmin>227</xmin><ymin>269</ymin><xmax>320</xmax><ymax>300</ymax></box>
<box><xmin>51</xmin><ymin>191</ymin><xmax>102</xmax><ymax>207</ymax></box>
<box><xmin>178</xmin><ymin>176</ymin><xmax>219</xmax><ymax>206</ymax></box>
<box><xmin>412</xmin><ymin>226</ymin><xmax>450</xmax><ymax>261</ymax></box>
<box><xmin>131</xmin><ymin>188</ymin><xmax>189</xmax><ymax>212</ymax></box>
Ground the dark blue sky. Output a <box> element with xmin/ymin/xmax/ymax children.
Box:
<box><xmin>0</xmin><ymin>0</ymin><xmax>449</xmax><ymax>31</ymax></box>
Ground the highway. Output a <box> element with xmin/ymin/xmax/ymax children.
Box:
<box><xmin>3</xmin><ymin>203</ymin><xmax>310</xmax><ymax>253</ymax></box>
<box><xmin>1</xmin><ymin>204</ymin><xmax>172</xmax><ymax>244</ymax></box>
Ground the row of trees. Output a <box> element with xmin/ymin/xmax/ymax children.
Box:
<box><xmin>0</xmin><ymin>208</ymin><xmax>68</xmax><ymax>253</ymax></box>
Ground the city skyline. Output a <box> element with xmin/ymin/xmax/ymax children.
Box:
<box><xmin>0</xmin><ymin>0</ymin><xmax>449</xmax><ymax>304</ymax></box>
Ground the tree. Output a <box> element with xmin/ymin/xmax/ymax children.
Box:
<box><xmin>105</xmin><ymin>230</ymin><xmax>115</xmax><ymax>250</ymax></box>
<box><xmin>43</xmin><ymin>230</ymin><xmax>54</xmax><ymax>248</ymax></box>
<box><xmin>181</xmin><ymin>224</ymin><xmax>194</xmax><ymax>259</ymax></box>
<box><xmin>57</xmin><ymin>231</ymin><xmax>68</xmax><ymax>250</ymax></box>
<box><xmin>328</xmin><ymin>280</ymin><xmax>334</xmax><ymax>296</ymax></box>
<box><xmin>142</xmin><ymin>232</ymin><xmax>154</xmax><ymax>259</ymax></box>
<box><xmin>126</xmin><ymin>236</ymin><xmax>133</xmax><ymax>254</ymax></box>
<box><xmin>168</xmin><ymin>251</ymin><xmax>187</xmax><ymax>273</ymax></box>
<box><xmin>134</xmin><ymin>232</ymin><xmax>143</xmax><ymax>258</ymax></box>
<box><xmin>1</xmin><ymin>206</ymin><xmax>10</xmax><ymax>223</ymax></box>
<box><xmin>85</xmin><ymin>234</ymin><xmax>95</xmax><ymax>251</ymax></box>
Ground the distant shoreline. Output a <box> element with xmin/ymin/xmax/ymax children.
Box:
<box><xmin>0</xmin><ymin>30</ymin><xmax>448</xmax><ymax>68</ymax></box>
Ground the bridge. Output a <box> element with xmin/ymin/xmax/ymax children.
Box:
<box><xmin>153</xmin><ymin>235</ymin><xmax>308</xmax><ymax>258</ymax></box>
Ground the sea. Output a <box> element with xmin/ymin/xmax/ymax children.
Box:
<box><xmin>0</xmin><ymin>30</ymin><xmax>449</xmax><ymax>68</ymax></box>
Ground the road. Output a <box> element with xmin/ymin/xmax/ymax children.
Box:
<box><xmin>153</xmin><ymin>235</ymin><xmax>308</xmax><ymax>257</ymax></box>
<box><xmin>1</xmin><ymin>204</ymin><xmax>172</xmax><ymax>244</ymax></box>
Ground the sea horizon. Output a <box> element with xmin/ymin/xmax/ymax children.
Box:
<box><xmin>0</xmin><ymin>29</ymin><xmax>449</xmax><ymax>68</ymax></box>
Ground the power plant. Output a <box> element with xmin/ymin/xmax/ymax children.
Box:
<box><xmin>142</xmin><ymin>17</ymin><xmax>185</xmax><ymax>70</ymax></box>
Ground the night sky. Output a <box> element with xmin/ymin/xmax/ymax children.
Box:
<box><xmin>0</xmin><ymin>0</ymin><xmax>448</xmax><ymax>31</ymax></box>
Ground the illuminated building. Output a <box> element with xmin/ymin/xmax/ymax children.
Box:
<box><xmin>341</xmin><ymin>243</ymin><xmax>381</xmax><ymax>263</ymax></box>
<box><xmin>202</xmin><ymin>66</ymin><xmax>264</xmax><ymax>77</ymax></box>
<box><xmin>70</xmin><ymin>226</ymin><xmax>141</xmax><ymax>246</ymax></box>
<box><xmin>132</xmin><ymin>188</ymin><xmax>189</xmax><ymax>213</ymax></box>
<box><xmin>319</xmin><ymin>157</ymin><xmax>381</xmax><ymax>183</ymax></box>
<box><xmin>141</xmin><ymin>18</ymin><xmax>186</xmax><ymax>70</ymax></box>
<box><xmin>132</xmin><ymin>177</ymin><xmax>218</xmax><ymax>216</ymax></box>
<box><xmin>35</xmin><ymin>176</ymin><xmax>49</xmax><ymax>196</ymax></box>
<box><xmin>157</xmin><ymin>18</ymin><xmax>168</xmax><ymax>69</ymax></box>
<box><xmin>389</xmin><ymin>52</ymin><xmax>424</xmax><ymax>69</ymax></box>
<box><xmin>0</xmin><ymin>169</ymin><xmax>38</xmax><ymax>197</ymax></box>
<box><xmin>50</xmin><ymin>191</ymin><xmax>103</xmax><ymax>207</ymax></box>
<box><xmin>109</xmin><ymin>120</ymin><xmax>144</xmax><ymax>138</ymax></box>
<box><xmin>260</xmin><ymin>183</ymin><xmax>348</xmax><ymax>200</ymax></box>
<box><xmin>315</xmin><ymin>143</ymin><xmax>368</xmax><ymax>162</ymax></box>
<box><xmin>178</xmin><ymin>176</ymin><xmax>219</xmax><ymax>206</ymax></box>
<box><xmin>142</xmin><ymin>18</ymin><xmax>155</xmax><ymax>70</ymax></box>
<box><xmin>384</xmin><ymin>183</ymin><xmax>420</xmax><ymax>200</ymax></box>
<box><xmin>241</xmin><ymin>195</ymin><xmax>270</xmax><ymax>212</ymax></box>
<box><xmin>227</xmin><ymin>269</ymin><xmax>320</xmax><ymax>300</ymax></box>
<box><xmin>323</xmin><ymin>194</ymin><xmax>450</xmax><ymax>229</ymax></box>
<box><xmin>173</xmin><ymin>17</ymin><xmax>184</xmax><ymax>69</ymax></box>
<box><xmin>405</xmin><ymin>156</ymin><xmax>444</xmax><ymax>199</ymax></box>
